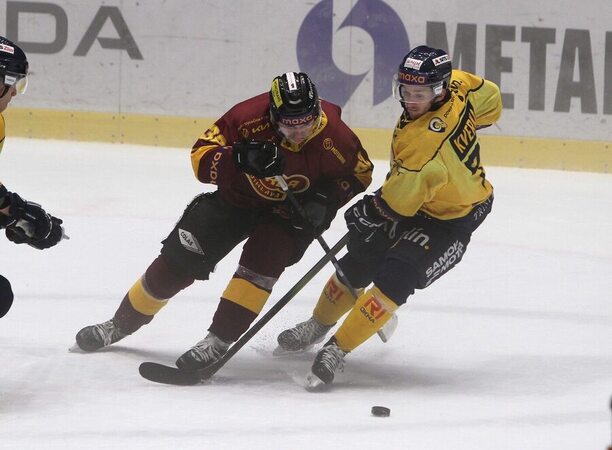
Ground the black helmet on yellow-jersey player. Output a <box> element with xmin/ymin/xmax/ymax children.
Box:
<box><xmin>393</xmin><ymin>45</ymin><xmax>452</xmax><ymax>105</ymax></box>
<box><xmin>0</xmin><ymin>36</ymin><xmax>29</xmax><ymax>98</ymax></box>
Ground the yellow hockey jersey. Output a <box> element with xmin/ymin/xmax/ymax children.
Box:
<box><xmin>381</xmin><ymin>69</ymin><xmax>501</xmax><ymax>220</ymax></box>
<box><xmin>0</xmin><ymin>113</ymin><xmax>5</xmax><ymax>154</ymax></box>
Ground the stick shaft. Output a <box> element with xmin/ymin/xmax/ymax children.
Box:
<box><xmin>199</xmin><ymin>232</ymin><xmax>350</xmax><ymax>380</ymax></box>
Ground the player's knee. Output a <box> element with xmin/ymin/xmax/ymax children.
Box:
<box><xmin>144</xmin><ymin>255</ymin><xmax>195</xmax><ymax>298</ymax></box>
<box><xmin>0</xmin><ymin>275</ymin><xmax>14</xmax><ymax>318</ymax></box>
<box><xmin>372</xmin><ymin>258</ymin><xmax>418</xmax><ymax>306</ymax></box>
<box><xmin>336</xmin><ymin>252</ymin><xmax>375</xmax><ymax>289</ymax></box>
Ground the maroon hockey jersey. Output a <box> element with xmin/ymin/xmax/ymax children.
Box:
<box><xmin>190</xmin><ymin>93</ymin><xmax>373</xmax><ymax>209</ymax></box>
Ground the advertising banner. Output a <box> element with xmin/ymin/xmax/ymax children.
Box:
<box><xmin>1</xmin><ymin>0</ymin><xmax>610</xmax><ymax>142</ymax></box>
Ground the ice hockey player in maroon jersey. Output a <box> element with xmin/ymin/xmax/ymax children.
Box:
<box><xmin>0</xmin><ymin>36</ymin><xmax>64</xmax><ymax>318</ymax></box>
<box><xmin>277</xmin><ymin>46</ymin><xmax>502</xmax><ymax>388</ymax></box>
<box><xmin>75</xmin><ymin>72</ymin><xmax>373</xmax><ymax>372</ymax></box>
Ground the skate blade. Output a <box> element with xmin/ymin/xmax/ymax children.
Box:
<box><xmin>304</xmin><ymin>371</ymin><xmax>328</xmax><ymax>392</ymax></box>
<box><xmin>68</xmin><ymin>343</ymin><xmax>85</xmax><ymax>353</ymax></box>
<box><xmin>377</xmin><ymin>313</ymin><xmax>399</xmax><ymax>343</ymax></box>
<box><xmin>272</xmin><ymin>344</ymin><xmax>314</xmax><ymax>358</ymax></box>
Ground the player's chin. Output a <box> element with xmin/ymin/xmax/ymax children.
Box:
<box><xmin>406</xmin><ymin>108</ymin><xmax>426</xmax><ymax>120</ymax></box>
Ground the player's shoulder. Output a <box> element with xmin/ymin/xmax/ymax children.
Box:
<box><xmin>223</xmin><ymin>92</ymin><xmax>271</xmax><ymax>131</ymax></box>
<box><xmin>320</xmin><ymin>99</ymin><xmax>342</xmax><ymax>120</ymax></box>
<box><xmin>227</xmin><ymin>92</ymin><xmax>269</xmax><ymax>117</ymax></box>
<box><xmin>320</xmin><ymin>99</ymin><xmax>356</xmax><ymax>138</ymax></box>
<box><xmin>0</xmin><ymin>113</ymin><xmax>5</xmax><ymax>144</ymax></box>
<box><xmin>448</xmin><ymin>70</ymin><xmax>488</xmax><ymax>95</ymax></box>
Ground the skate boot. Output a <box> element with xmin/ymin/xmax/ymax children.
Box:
<box><xmin>175</xmin><ymin>332</ymin><xmax>231</xmax><ymax>372</ymax></box>
<box><xmin>275</xmin><ymin>317</ymin><xmax>333</xmax><ymax>355</ymax></box>
<box><xmin>305</xmin><ymin>339</ymin><xmax>347</xmax><ymax>389</ymax></box>
<box><xmin>75</xmin><ymin>318</ymin><xmax>128</xmax><ymax>352</ymax></box>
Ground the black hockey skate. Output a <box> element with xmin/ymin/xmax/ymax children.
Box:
<box><xmin>74</xmin><ymin>318</ymin><xmax>128</xmax><ymax>352</ymax></box>
<box><xmin>274</xmin><ymin>317</ymin><xmax>333</xmax><ymax>356</ymax></box>
<box><xmin>305</xmin><ymin>338</ymin><xmax>347</xmax><ymax>390</ymax></box>
<box><xmin>175</xmin><ymin>332</ymin><xmax>231</xmax><ymax>372</ymax></box>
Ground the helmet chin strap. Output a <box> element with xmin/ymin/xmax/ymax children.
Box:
<box><xmin>429</xmin><ymin>89</ymin><xmax>451</xmax><ymax>111</ymax></box>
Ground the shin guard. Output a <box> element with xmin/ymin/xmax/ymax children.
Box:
<box><xmin>210</xmin><ymin>276</ymin><xmax>271</xmax><ymax>342</ymax></box>
<box><xmin>334</xmin><ymin>286</ymin><xmax>398</xmax><ymax>352</ymax></box>
<box><xmin>313</xmin><ymin>273</ymin><xmax>362</xmax><ymax>326</ymax></box>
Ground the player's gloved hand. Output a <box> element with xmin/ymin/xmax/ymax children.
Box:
<box><xmin>345</xmin><ymin>195</ymin><xmax>397</xmax><ymax>259</ymax></box>
<box><xmin>291</xmin><ymin>185</ymin><xmax>339</xmax><ymax>237</ymax></box>
<box><xmin>2</xmin><ymin>192</ymin><xmax>64</xmax><ymax>250</ymax></box>
<box><xmin>344</xmin><ymin>195</ymin><xmax>388</xmax><ymax>241</ymax></box>
<box><xmin>232</xmin><ymin>139</ymin><xmax>285</xmax><ymax>178</ymax></box>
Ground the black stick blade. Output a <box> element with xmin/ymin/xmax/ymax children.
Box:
<box><xmin>139</xmin><ymin>362</ymin><xmax>202</xmax><ymax>386</ymax></box>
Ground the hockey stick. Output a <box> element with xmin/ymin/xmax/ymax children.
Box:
<box><xmin>139</xmin><ymin>232</ymin><xmax>350</xmax><ymax>385</ymax></box>
<box><xmin>274</xmin><ymin>176</ymin><xmax>397</xmax><ymax>342</ymax></box>
<box><xmin>274</xmin><ymin>176</ymin><xmax>357</xmax><ymax>295</ymax></box>
<box><xmin>212</xmin><ymin>232</ymin><xmax>350</xmax><ymax>379</ymax></box>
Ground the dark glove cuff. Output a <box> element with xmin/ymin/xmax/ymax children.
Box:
<box><xmin>0</xmin><ymin>185</ymin><xmax>9</xmax><ymax>209</ymax></box>
<box><xmin>371</xmin><ymin>193</ymin><xmax>403</xmax><ymax>222</ymax></box>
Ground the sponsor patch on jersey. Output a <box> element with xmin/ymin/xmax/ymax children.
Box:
<box><xmin>178</xmin><ymin>228</ymin><xmax>205</xmax><ymax>255</ymax></box>
<box><xmin>428</xmin><ymin>117</ymin><xmax>447</xmax><ymax>133</ymax></box>
<box><xmin>403</xmin><ymin>57</ymin><xmax>423</xmax><ymax>70</ymax></box>
<box><xmin>432</xmin><ymin>54</ymin><xmax>450</xmax><ymax>66</ymax></box>
<box><xmin>246</xmin><ymin>174</ymin><xmax>309</xmax><ymax>201</ymax></box>
<box><xmin>0</xmin><ymin>44</ymin><xmax>14</xmax><ymax>54</ymax></box>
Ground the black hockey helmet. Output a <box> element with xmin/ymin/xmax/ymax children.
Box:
<box><xmin>269</xmin><ymin>72</ymin><xmax>320</xmax><ymax>126</ymax></box>
<box><xmin>0</xmin><ymin>36</ymin><xmax>29</xmax><ymax>96</ymax></box>
<box><xmin>393</xmin><ymin>45</ymin><xmax>452</xmax><ymax>101</ymax></box>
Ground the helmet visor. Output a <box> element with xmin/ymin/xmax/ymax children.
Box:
<box><xmin>3</xmin><ymin>71</ymin><xmax>28</xmax><ymax>94</ymax></box>
<box><xmin>276</xmin><ymin>112</ymin><xmax>321</xmax><ymax>144</ymax></box>
<box><xmin>392</xmin><ymin>74</ymin><xmax>443</xmax><ymax>104</ymax></box>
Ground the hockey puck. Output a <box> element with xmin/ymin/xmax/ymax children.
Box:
<box><xmin>371</xmin><ymin>406</ymin><xmax>391</xmax><ymax>417</ymax></box>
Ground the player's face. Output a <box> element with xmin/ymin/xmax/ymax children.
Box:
<box><xmin>277</xmin><ymin>115</ymin><xmax>320</xmax><ymax>145</ymax></box>
<box><xmin>400</xmin><ymin>85</ymin><xmax>442</xmax><ymax>120</ymax></box>
<box><xmin>0</xmin><ymin>85</ymin><xmax>17</xmax><ymax>113</ymax></box>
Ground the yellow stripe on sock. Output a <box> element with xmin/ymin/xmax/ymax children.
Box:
<box><xmin>222</xmin><ymin>278</ymin><xmax>270</xmax><ymax>314</ymax></box>
<box><xmin>334</xmin><ymin>286</ymin><xmax>398</xmax><ymax>352</ymax></box>
<box><xmin>313</xmin><ymin>273</ymin><xmax>362</xmax><ymax>326</ymax></box>
<box><xmin>128</xmin><ymin>277</ymin><xmax>168</xmax><ymax>315</ymax></box>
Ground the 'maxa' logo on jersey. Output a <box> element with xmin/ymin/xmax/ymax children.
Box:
<box><xmin>400</xmin><ymin>227</ymin><xmax>430</xmax><ymax>249</ymax></box>
<box><xmin>360</xmin><ymin>296</ymin><xmax>386</xmax><ymax>323</ymax></box>
<box><xmin>208</xmin><ymin>150</ymin><xmax>223</xmax><ymax>184</ymax></box>
<box><xmin>247</xmin><ymin>174</ymin><xmax>310</xmax><ymax>201</ymax></box>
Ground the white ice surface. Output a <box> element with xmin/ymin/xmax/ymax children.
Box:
<box><xmin>1</xmin><ymin>138</ymin><xmax>611</xmax><ymax>449</ymax></box>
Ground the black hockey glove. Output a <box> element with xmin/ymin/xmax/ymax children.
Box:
<box><xmin>232</xmin><ymin>139</ymin><xmax>285</xmax><ymax>178</ymax></box>
<box><xmin>291</xmin><ymin>185</ymin><xmax>339</xmax><ymax>237</ymax></box>
<box><xmin>344</xmin><ymin>195</ymin><xmax>387</xmax><ymax>240</ymax></box>
<box><xmin>2</xmin><ymin>192</ymin><xmax>64</xmax><ymax>250</ymax></box>
<box><xmin>345</xmin><ymin>195</ymin><xmax>397</xmax><ymax>259</ymax></box>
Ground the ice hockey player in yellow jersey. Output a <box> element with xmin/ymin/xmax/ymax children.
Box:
<box><xmin>276</xmin><ymin>45</ymin><xmax>502</xmax><ymax>388</ymax></box>
<box><xmin>0</xmin><ymin>36</ymin><xmax>64</xmax><ymax>318</ymax></box>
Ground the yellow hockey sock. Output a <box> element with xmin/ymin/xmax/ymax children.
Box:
<box><xmin>334</xmin><ymin>286</ymin><xmax>398</xmax><ymax>352</ymax></box>
<box><xmin>222</xmin><ymin>277</ymin><xmax>270</xmax><ymax>314</ymax></box>
<box><xmin>128</xmin><ymin>277</ymin><xmax>169</xmax><ymax>315</ymax></box>
<box><xmin>312</xmin><ymin>273</ymin><xmax>362</xmax><ymax>326</ymax></box>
